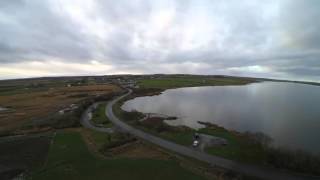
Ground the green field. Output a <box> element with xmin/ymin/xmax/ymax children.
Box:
<box><xmin>87</xmin><ymin>129</ymin><xmax>112</xmax><ymax>149</ymax></box>
<box><xmin>138</xmin><ymin>76</ymin><xmax>255</xmax><ymax>89</ymax></box>
<box><xmin>113</xmin><ymin>95</ymin><xmax>266</xmax><ymax>164</ymax></box>
<box><xmin>0</xmin><ymin>135</ymin><xmax>51</xmax><ymax>179</ymax></box>
<box><xmin>91</xmin><ymin>103</ymin><xmax>113</xmax><ymax>128</ymax></box>
<box><xmin>88</xmin><ymin>129</ymin><xmax>136</xmax><ymax>153</ymax></box>
<box><xmin>199</xmin><ymin>128</ymin><xmax>268</xmax><ymax>164</ymax></box>
<box><xmin>30</xmin><ymin>131</ymin><xmax>205</xmax><ymax>180</ymax></box>
<box><xmin>114</xmin><ymin>96</ymin><xmax>320</xmax><ymax>176</ymax></box>
<box><xmin>160</xmin><ymin>131</ymin><xmax>195</xmax><ymax>145</ymax></box>
<box><xmin>134</xmin><ymin>119</ymin><xmax>267</xmax><ymax>164</ymax></box>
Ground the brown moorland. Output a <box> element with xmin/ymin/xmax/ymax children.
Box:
<box><xmin>0</xmin><ymin>84</ymin><xmax>120</xmax><ymax>133</ymax></box>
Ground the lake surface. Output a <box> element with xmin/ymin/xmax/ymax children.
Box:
<box><xmin>122</xmin><ymin>82</ymin><xmax>320</xmax><ymax>153</ymax></box>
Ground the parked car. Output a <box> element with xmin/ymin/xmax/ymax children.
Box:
<box><xmin>192</xmin><ymin>140</ymin><xmax>199</xmax><ymax>147</ymax></box>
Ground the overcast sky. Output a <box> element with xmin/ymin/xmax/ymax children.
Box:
<box><xmin>0</xmin><ymin>0</ymin><xmax>319</xmax><ymax>81</ymax></box>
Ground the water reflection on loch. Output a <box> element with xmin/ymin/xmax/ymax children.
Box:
<box><xmin>122</xmin><ymin>82</ymin><xmax>320</xmax><ymax>154</ymax></box>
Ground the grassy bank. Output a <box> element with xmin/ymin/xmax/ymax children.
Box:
<box><xmin>201</xmin><ymin>124</ymin><xmax>320</xmax><ymax>175</ymax></box>
<box><xmin>114</xmin><ymin>97</ymin><xmax>258</xmax><ymax>162</ymax></box>
<box><xmin>113</xmin><ymin>96</ymin><xmax>144</xmax><ymax>122</ymax></box>
<box><xmin>138</xmin><ymin>75</ymin><xmax>256</xmax><ymax>89</ymax></box>
<box><xmin>111</xmin><ymin>76</ymin><xmax>320</xmax><ymax>176</ymax></box>
<box><xmin>199</xmin><ymin>125</ymin><xmax>268</xmax><ymax>164</ymax></box>
<box><xmin>30</xmin><ymin>131</ymin><xmax>205</xmax><ymax>180</ymax></box>
<box><xmin>91</xmin><ymin>103</ymin><xmax>113</xmax><ymax>128</ymax></box>
<box><xmin>87</xmin><ymin>130</ymin><xmax>136</xmax><ymax>155</ymax></box>
<box><xmin>134</xmin><ymin>117</ymin><xmax>196</xmax><ymax>146</ymax></box>
<box><xmin>113</xmin><ymin>93</ymin><xmax>320</xmax><ymax>176</ymax></box>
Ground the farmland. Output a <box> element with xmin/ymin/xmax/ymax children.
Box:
<box><xmin>137</xmin><ymin>75</ymin><xmax>256</xmax><ymax>89</ymax></box>
<box><xmin>0</xmin><ymin>83</ymin><xmax>120</xmax><ymax>134</ymax></box>
<box><xmin>0</xmin><ymin>133</ymin><xmax>52</xmax><ymax>179</ymax></box>
<box><xmin>30</xmin><ymin>130</ymin><xmax>205</xmax><ymax>180</ymax></box>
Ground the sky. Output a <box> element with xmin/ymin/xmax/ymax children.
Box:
<box><xmin>0</xmin><ymin>0</ymin><xmax>319</xmax><ymax>82</ymax></box>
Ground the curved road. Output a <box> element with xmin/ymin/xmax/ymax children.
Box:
<box><xmin>84</xmin><ymin>89</ymin><xmax>319</xmax><ymax>180</ymax></box>
<box><xmin>80</xmin><ymin>102</ymin><xmax>114</xmax><ymax>133</ymax></box>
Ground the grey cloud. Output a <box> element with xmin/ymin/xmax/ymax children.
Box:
<box><xmin>0</xmin><ymin>0</ymin><xmax>25</xmax><ymax>11</ymax></box>
<box><xmin>278</xmin><ymin>0</ymin><xmax>320</xmax><ymax>51</ymax></box>
<box><xmin>0</xmin><ymin>0</ymin><xmax>92</xmax><ymax>63</ymax></box>
<box><xmin>0</xmin><ymin>0</ymin><xmax>319</xmax><ymax>81</ymax></box>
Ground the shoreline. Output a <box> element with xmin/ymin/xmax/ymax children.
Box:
<box><xmin>115</xmin><ymin>86</ymin><xmax>320</xmax><ymax>176</ymax></box>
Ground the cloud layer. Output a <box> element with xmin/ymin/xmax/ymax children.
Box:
<box><xmin>0</xmin><ymin>0</ymin><xmax>319</xmax><ymax>81</ymax></box>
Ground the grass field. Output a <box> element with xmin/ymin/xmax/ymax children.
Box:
<box><xmin>131</xmin><ymin>116</ymin><xmax>267</xmax><ymax>164</ymax></box>
<box><xmin>30</xmin><ymin>131</ymin><xmax>205</xmax><ymax>180</ymax></box>
<box><xmin>0</xmin><ymin>135</ymin><xmax>51</xmax><ymax>179</ymax></box>
<box><xmin>86</xmin><ymin>129</ymin><xmax>112</xmax><ymax>149</ymax></box>
<box><xmin>133</xmin><ymin>118</ymin><xmax>320</xmax><ymax>176</ymax></box>
<box><xmin>113</xmin><ymin>98</ymin><xmax>266</xmax><ymax>166</ymax></box>
<box><xmin>140</xmin><ymin>122</ymin><xmax>267</xmax><ymax>164</ymax></box>
<box><xmin>113</xmin><ymin>77</ymin><xmax>267</xmax><ymax>164</ymax></box>
<box><xmin>91</xmin><ymin>103</ymin><xmax>113</xmax><ymax>128</ymax></box>
<box><xmin>141</xmin><ymin>120</ymin><xmax>267</xmax><ymax>164</ymax></box>
<box><xmin>138</xmin><ymin>76</ymin><xmax>255</xmax><ymax>89</ymax></box>
<box><xmin>113</xmin><ymin>102</ymin><xmax>262</xmax><ymax>163</ymax></box>
<box><xmin>0</xmin><ymin>76</ymin><xmax>104</xmax><ymax>96</ymax></box>
<box><xmin>84</xmin><ymin>129</ymin><xmax>136</xmax><ymax>154</ymax></box>
<box><xmin>199</xmin><ymin>127</ymin><xmax>268</xmax><ymax>164</ymax></box>
<box><xmin>0</xmin><ymin>84</ymin><xmax>120</xmax><ymax>134</ymax></box>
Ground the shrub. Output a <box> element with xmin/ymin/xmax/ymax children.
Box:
<box><xmin>266</xmin><ymin>148</ymin><xmax>320</xmax><ymax>175</ymax></box>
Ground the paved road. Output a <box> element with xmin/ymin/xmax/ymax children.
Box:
<box><xmin>85</xmin><ymin>89</ymin><xmax>318</xmax><ymax>180</ymax></box>
<box><xmin>80</xmin><ymin>102</ymin><xmax>114</xmax><ymax>133</ymax></box>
